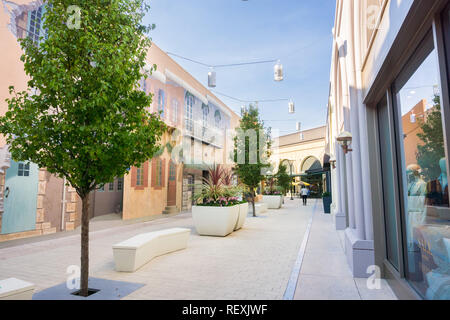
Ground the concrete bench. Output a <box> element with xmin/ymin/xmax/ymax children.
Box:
<box><xmin>0</xmin><ymin>278</ymin><xmax>35</xmax><ymax>300</ymax></box>
<box><xmin>113</xmin><ymin>228</ymin><xmax>190</xmax><ymax>272</ymax></box>
<box><xmin>253</xmin><ymin>203</ymin><xmax>268</xmax><ymax>214</ymax></box>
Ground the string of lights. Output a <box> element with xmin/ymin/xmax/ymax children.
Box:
<box><xmin>211</xmin><ymin>90</ymin><xmax>289</xmax><ymax>104</ymax></box>
<box><xmin>166</xmin><ymin>52</ymin><xmax>278</xmax><ymax>69</ymax></box>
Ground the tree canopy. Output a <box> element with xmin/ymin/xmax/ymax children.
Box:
<box><xmin>0</xmin><ymin>0</ymin><xmax>166</xmax><ymax>198</ymax></box>
<box><xmin>416</xmin><ymin>95</ymin><xmax>445</xmax><ymax>181</ymax></box>
<box><xmin>233</xmin><ymin>105</ymin><xmax>271</xmax><ymax>216</ymax></box>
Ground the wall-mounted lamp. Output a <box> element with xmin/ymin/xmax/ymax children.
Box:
<box><xmin>337</xmin><ymin>131</ymin><xmax>353</xmax><ymax>154</ymax></box>
<box><xmin>329</xmin><ymin>157</ymin><xmax>336</xmax><ymax>169</ymax></box>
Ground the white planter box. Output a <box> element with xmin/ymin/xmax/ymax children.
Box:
<box><xmin>263</xmin><ymin>195</ymin><xmax>282</xmax><ymax>209</ymax></box>
<box><xmin>192</xmin><ymin>205</ymin><xmax>239</xmax><ymax>237</ymax></box>
<box><xmin>234</xmin><ymin>202</ymin><xmax>249</xmax><ymax>231</ymax></box>
<box><xmin>0</xmin><ymin>278</ymin><xmax>35</xmax><ymax>300</ymax></box>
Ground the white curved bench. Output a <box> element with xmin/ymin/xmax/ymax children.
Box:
<box><xmin>0</xmin><ymin>278</ymin><xmax>35</xmax><ymax>300</ymax></box>
<box><xmin>113</xmin><ymin>228</ymin><xmax>190</xmax><ymax>272</ymax></box>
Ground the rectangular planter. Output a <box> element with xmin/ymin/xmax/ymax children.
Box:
<box><xmin>192</xmin><ymin>205</ymin><xmax>239</xmax><ymax>237</ymax></box>
<box><xmin>234</xmin><ymin>202</ymin><xmax>249</xmax><ymax>231</ymax></box>
<box><xmin>323</xmin><ymin>197</ymin><xmax>332</xmax><ymax>214</ymax></box>
<box><xmin>262</xmin><ymin>195</ymin><xmax>282</xmax><ymax>209</ymax></box>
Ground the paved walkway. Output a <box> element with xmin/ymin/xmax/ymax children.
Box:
<box><xmin>0</xmin><ymin>199</ymin><xmax>310</xmax><ymax>299</ymax></box>
<box><xmin>0</xmin><ymin>198</ymin><xmax>397</xmax><ymax>300</ymax></box>
<box><xmin>293</xmin><ymin>204</ymin><xmax>397</xmax><ymax>300</ymax></box>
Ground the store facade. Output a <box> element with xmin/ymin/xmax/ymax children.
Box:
<box><xmin>327</xmin><ymin>0</ymin><xmax>450</xmax><ymax>299</ymax></box>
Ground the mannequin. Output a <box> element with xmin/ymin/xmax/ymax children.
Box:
<box><xmin>406</xmin><ymin>164</ymin><xmax>427</xmax><ymax>249</ymax></box>
<box><xmin>438</xmin><ymin>158</ymin><xmax>448</xmax><ymax>192</ymax></box>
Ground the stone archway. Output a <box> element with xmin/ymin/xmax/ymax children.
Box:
<box><xmin>301</xmin><ymin>156</ymin><xmax>322</xmax><ymax>173</ymax></box>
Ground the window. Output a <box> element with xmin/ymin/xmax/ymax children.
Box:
<box><xmin>185</xmin><ymin>93</ymin><xmax>194</xmax><ymax>132</ymax></box>
<box><xmin>393</xmin><ymin>33</ymin><xmax>449</xmax><ymax>300</ymax></box>
<box><xmin>214</xmin><ymin>110</ymin><xmax>221</xmax><ymax>128</ymax></box>
<box><xmin>98</xmin><ymin>185</ymin><xmax>105</xmax><ymax>192</ymax></box>
<box><xmin>27</xmin><ymin>5</ymin><xmax>46</xmax><ymax>44</ymax></box>
<box><xmin>140</xmin><ymin>77</ymin><xmax>147</xmax><ymax>93</ymax></box>
<box><xmin>377</xmin><ymin>96</ymin><xmax>400</xmax><ymax>270</ymax></box>
<box><xmin>172</xmin><ymin>99</ymin><xmax>179</xmax><ymax>124</ymax></box>
<box><xmin>117</xmin><ymin>178</ymin><xmax>123</xmax><ymax>191</ymax></box>
<box><xmin>155</xmin><ymin>159</ymin><xmax>162</xmax><ymax>187</ymax></box>
<box><xmin>202</xmin><ymin>104</ymin><xmax>209</xmax><ymax>128</ymax></box>
<box><xmin>109</xmin><ymin>182</ymin><xmax>114</xmax><ymax>192</ymax></box>
<box><xmin>169</xmin><ymin>162</ymin><xmax>176</xmax><ymax>181</ymax></box>
<box><xmin>158</xmin><ymin>89</ymin><xmax>165</xmax><ymax>118</ymax></box>
<box><xmin>18</xmin><ymin>163</ymin><xmax>30</xmax><ymax>177</ymax></box>
<box><xmin>136</xmin><ymin>166</ymin><xmax>144</xmax><ymax>186</ymax></box>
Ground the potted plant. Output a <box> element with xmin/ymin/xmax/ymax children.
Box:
<box><xmin>222</xmin><ymin>171</ymin><xmax>248</xmax><ymax>231</ymax></box>
<box><xmin>276</xmin><ymin>163</ymin><xmax>291</xmax><ymax>203</ymax></box>
<box><xmin>322</xmin><ymin>192</ymin><xmax>332</xmax><ymax>214</ymax></box>
<box><xmin>192</xmin><ymin>166</ymin><xmax>240</xmax><ymax>237</ymax></box>
<box><xmin>262</xmin><ymin>177</ymin><xmax>283</xmax><ymax>209</ymax></box>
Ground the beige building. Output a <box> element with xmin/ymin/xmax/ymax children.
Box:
<box><xmin>271</xmin><ymin>126</ymin><xmax>328</xmax><ymax>197</ymax></box>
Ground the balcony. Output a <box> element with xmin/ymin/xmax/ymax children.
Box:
<box><xmin>184</xmin><ymin>118</ymin><xmax>224</xmax><ymax>148</ymax></box>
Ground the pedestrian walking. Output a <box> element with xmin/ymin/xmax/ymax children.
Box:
<box><xmin>300</xmin><ymin>186</ymin><xmax>309</xmax><ymax>206</ymax></box>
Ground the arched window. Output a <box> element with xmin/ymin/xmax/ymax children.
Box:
<box><xmin>185</xmin><ymin>92</ymin><xmax>194</xmax><ymax>132</ymax></box>
<box><xmin>214</xmin><ymin>110</ymin><xmax>221</xmax><ymax>128</ymax></box>
<box><xmin>27</xmin><ymin>5</ymin><xmax>47</xmax><ymax>44</ymax></box>
<box><xmin>202</xmin><ymin>104</ymin><xmax>209</xmax><ymax>127</ymax></box>
<box><xmin>172</xmin><ymin>99</ymin><xmax>179</xmax><ymax>124</ymax></box>
<box><xmin>158</xmin><ymin>89</ymin><xmax>165</xmax><ymax>118</ymax></box>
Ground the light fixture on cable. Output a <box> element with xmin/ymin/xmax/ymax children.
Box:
<box><xmin>274</xmin><ymin>60</ymin><xmax>284</xmax><ymax>82</ymax></box>
<box><xmin>208</xmin><ymin>67</ymin><xmax>216</xmax><ymax>88</ymax></box>
<box><xmin>288</xmin><ymin>100</ymin><xmax>295</xmax><ymax>114</ymax></box>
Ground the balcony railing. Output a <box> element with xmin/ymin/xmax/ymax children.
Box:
<box><xmin>184</xmin><ymin>118</ymin><xmax>224</xmax><ymax>148</ymax></box>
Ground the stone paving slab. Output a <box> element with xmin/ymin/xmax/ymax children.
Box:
<box><xmin>0</xmin><ymin>199</ymin><xmax>312</xmax><ymax>300</ymax></box>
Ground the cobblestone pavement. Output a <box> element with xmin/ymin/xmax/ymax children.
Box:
<box><xmin>0</xmin><ymin>198</ymin><xmax>313</xmax><ymax>300</ymax></box>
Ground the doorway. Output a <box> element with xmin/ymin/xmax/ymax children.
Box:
<box><xmin>1</xmin><ymin>161</ymin><xmax>39</xmax><ymax>234</ymax></box>
<box><xmin>167</xmin><ymin>161</ymin><xmax>177</xmax><ymax>206</ymax></box>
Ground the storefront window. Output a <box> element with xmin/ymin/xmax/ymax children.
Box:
<box><xmin>395</xmin><ymin>36</ymin><xmax>449</xmax><ymax>300</ymax></box>
<box><xmin>377</xmin><ymin>97</ymin><xmax>400</xmax><ymax>270</ymax></box>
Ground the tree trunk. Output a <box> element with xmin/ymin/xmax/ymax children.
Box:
<box><xmin>251</xmin><ymin>189</ymin><xmax>256</xmax><ymax>217</ymax></box>
<box><xmin>80</xmin><ymin>195</ymin><xmax>90</xmax><ymax>297</ymax></box>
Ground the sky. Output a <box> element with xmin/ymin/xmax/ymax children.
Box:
<box><xmin>144</xmin><ymin>0</ymin><xmax>336</xmax><ymax>137</ymax></box>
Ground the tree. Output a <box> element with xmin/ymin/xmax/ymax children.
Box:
<box><xmin>276</xmin><ymin>163</ymin><xmax>291</xmax><ymax>196</ymax></box>
<box><xmin>234</xmin><ymin>105</ymin><xmax>271</xmax><ymax>217</ymax></box>
<box><xmin>0</xmin><ymin>0</ymin><xmax>166</xmax><ymax>297</ymax></box>
<box><xmin>416</xmin><ymin>95</ymin><xmax>445</xmax><ymax>181</ymax></box>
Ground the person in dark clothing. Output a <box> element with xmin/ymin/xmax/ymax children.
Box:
<box><xmin>300</xmin><ymin>186</ymin><xmax>309</xmax><ymax>206</ymax></box>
